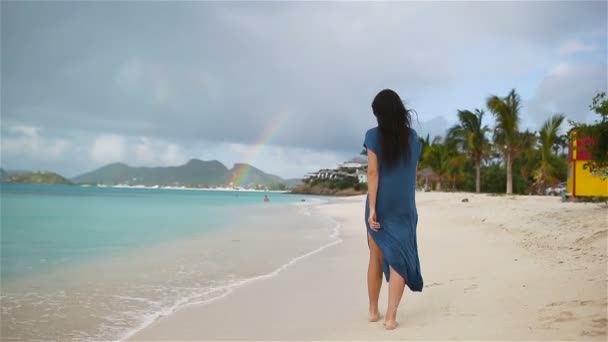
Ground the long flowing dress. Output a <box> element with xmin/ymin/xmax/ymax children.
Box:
<box><xmin>364</xmin><ymin>127</ymin><xmax>423</xmax><ymax>292</ymax></box>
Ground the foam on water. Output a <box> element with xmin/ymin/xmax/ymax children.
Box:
<box><xmin>119</xmin><ymin>198</ymin><xmax>341</xmax><ymax>341</ymax></box>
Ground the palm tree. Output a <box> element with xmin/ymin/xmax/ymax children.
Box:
<box><xmin>418</xmin><ymin>133</ymin><xmax>431</xmax><ymax>160</ymax></box>
<box><xmin>514</xmin><ymin>129</ymin><xmax>539</xmax><ymax>192</ymax></box>
<box><xmin>422</xmin><ymin>136</ymin><xmax>451</xmax><ymax>190</ymax></box>
<box><xmin>487</xmin><ymin>89</ymin><xmax>522</xmax><ymax>194</ymax></box>
<box><xmin>446</xmin><ymin>153</ymin><xmax>468</xmax><ymax>190</ymax></box>
<box><xmin>535</xmin><ymin>114</ymin><xmax>565</xmax><ymax>193</ymax></box>
<box><xmin>447</xmin><ymin>109</ymin><xmax>490</xmax><ymax>193</ymax></box>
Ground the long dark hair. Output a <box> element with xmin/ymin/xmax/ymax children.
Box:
<box><xmin>371</xmin><ymin>89</ymin><xmax>413</xmax><ymax>167</ymax></box>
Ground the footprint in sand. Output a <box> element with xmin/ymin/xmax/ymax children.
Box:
<box><xmin>554</xmin><ymin>311</ymin><xmax>576</xmax><ymax>323</ymax></box>
<box><xmin>547</xmin><ymin>301</ymin><xmax>567</xmax><ymax>307</ymax></box>
<box><xmin>464</xmin><ymin>284</ymin><xmax>478</xmax><ymax>293</ymax></box>
<box><xmin>580</xmin><ymin>329</ymin><xmax>606</xmax><ymax>337</ymax></box>
<box><xmin>426</xmin><ymin>282</ymin><xmax>443</xmax><ymax>288</ymax></box>
<box><xmin>540</xmin><ymin>310</ymin><xmax>576</xmax><ymax>323</ymax></box>
<box><xmin>579</xmin><ymin>300</ymin><xmax>594</xmax><ymax>306</ymax></box>
<box><xmin>592</xmin><ymin>318</ymin><xmax>607</xmax><ymax>329</ymax></box>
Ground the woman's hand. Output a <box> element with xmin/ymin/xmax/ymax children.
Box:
<box><xmin>368</xmin><ymin>209</ymin><xmax>381</xmax><ymax>231</ymax></box>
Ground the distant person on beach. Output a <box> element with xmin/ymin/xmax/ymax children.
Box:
<box><xmin>364</xmin><ymin>89</ymin><xmax>423</xmax><ymax>330</ymax></box>
<box><xmin>263</xmin><ymin>195</ymin><xmax>270</xmax><ymax>203</ymax></box>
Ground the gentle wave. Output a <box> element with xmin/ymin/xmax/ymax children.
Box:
<box><xmin>118</xmin><ymin>198</ymin><xmax>340</xmax><ymax>341</ymax></box>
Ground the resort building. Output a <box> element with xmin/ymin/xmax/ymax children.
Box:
<box><xmin>305</xmin><ymin>158</ymin><xmax>368</xmax><ymax>183</ymax></box>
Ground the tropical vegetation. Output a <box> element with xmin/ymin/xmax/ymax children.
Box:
<box><xmin>568</xmin><ymin>92</ymin><xmax>608</xmax><ymax>177</ymax></box>
<box><xmin>416</xmin><ymin>89</ymin><xmax>608</xmax><ymax>195</ymax></box>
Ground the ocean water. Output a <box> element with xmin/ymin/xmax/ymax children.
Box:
<box><xmin>0</xmin><ymin>184</ymin><xmax>338</xmax><ymax>341</ymax></box>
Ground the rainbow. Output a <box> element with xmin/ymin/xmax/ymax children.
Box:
<box><xmin>231</xmin><ymin>111</ymin><xmax>290</xmax><ymax>187</ymax></box>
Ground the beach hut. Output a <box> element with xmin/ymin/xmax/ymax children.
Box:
<box><xmin>566</xmin><ymin>131</ymin><xmax>608</xmax><ymax>198</ymax></box>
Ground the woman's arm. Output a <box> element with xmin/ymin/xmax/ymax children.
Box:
<box><xmin>367</xmin><ymin>149</ymin><xmax>380</xmax><ymax>230</ymax></box>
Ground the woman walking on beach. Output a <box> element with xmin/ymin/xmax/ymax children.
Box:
<box><xmin>364</xmin><ymin>89</ymin><xmax>423</xmax><ymax>330</ymax></box>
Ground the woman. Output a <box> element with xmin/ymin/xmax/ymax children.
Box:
<box><xmin>364</xmin><ymin>89</ymin><xmax>423</xmax><ymax>330</ymax></box>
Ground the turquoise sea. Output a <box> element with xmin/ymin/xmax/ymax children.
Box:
<box><xmin>1</xmin><ymin>184</ymin><xmax>301</xmax><ymax>279</ymax></box>
<box><xmin>0</xmin><ymin>184</ymin><xmax>335</xmax><ymax>341</ymax></box>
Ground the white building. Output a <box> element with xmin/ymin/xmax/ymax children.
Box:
<box><xmin>339</xmin><ymin>157</ymin><xmax>367</xmax><ymax>169</ymax></box>
<box><xmin>356</xmin><ymin>171</ymin><xmax>368</xmax><ymax>184</ymax></box>
<box><xmin>305</xmin><ymin>158</ymin><xmax>368</xmax><ymax>183</ymax></box>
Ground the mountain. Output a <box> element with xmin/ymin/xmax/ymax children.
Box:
<box><xmin>225</xmin><ymin>163</ymin><xmax>284</xmax><ymax>188</ymax></box>
<box><xmin>284</xmin><ymin>178</ymin><xmax>303</xmax><ymax>188</ymax></box>
<box><xmin>73</xmin><ymin>159</ymin><xmax>228</xmax><ymax>186</ymax></box>
<box><xmin>2</xmin><ymin>171</ymin><xmax>73</xmax><ymax>185</ymax></box>
<box><xmin>0</xmin><ymin>168</ymin><xmax>7</xmax><ymax>180</ymax></box>
<box><xmin>73</xmin><ymin>159</ymin><xmax>286</xmax><ymax>188</ymax></box>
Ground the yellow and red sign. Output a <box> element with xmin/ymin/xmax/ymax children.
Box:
<box><xmin>567</xmin><ymin>132</ymin><xmax>608</xmax><ymax>197</ymax></box>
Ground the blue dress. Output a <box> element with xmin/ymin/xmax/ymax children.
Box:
<box><xmin>364</xmin><ymin>127</ymin><xmax>423</xmax><ymax>292</ymax></box>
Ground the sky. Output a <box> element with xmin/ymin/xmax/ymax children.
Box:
<box><xmin>1</xmin><ymin>0</ymin><xmax>607</xmax><ymax>179</ymax></box>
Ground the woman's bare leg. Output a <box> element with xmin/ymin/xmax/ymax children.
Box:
<box><xmin>367</xmin><ymin>232</ymin><xmax>383</xmax><ymax>322</ymax></box>
<box><xmin>385</xmin><ymin>265</ymin><xmax>405</xmax><ymax>329</ymax></box>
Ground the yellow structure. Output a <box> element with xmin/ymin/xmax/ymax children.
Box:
<box><xmin>567</xmin><ymin>133</ymin><xmax>608</xmax><ymax>197</ymax></box>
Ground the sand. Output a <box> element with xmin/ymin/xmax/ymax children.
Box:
<box><xmin>129</xmin><ymin>192</ymin><xmax>607</xmax><ymax>340</ymax></box>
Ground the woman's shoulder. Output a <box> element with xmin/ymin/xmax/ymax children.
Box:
<box><xmin>365</xmin><ymin>126</ymin><xmax>379</xmax><ymax>134</ymax></box>
<box><xmin>366</xmin><ymin>127</ymin><xmax>418</xmax><ymax>138</ymax></box>
<box><xmin>364</xmin><ymin>127</ymin><xmax>379</xmax><ymax>140</ymax></box>
<box><xmin>408</xmin><ymin>127</ymin><xmax>419</xmax><ymax>139</ymax></box>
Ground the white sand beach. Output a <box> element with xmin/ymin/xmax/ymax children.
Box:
<box><xmin>129</xmin><ymin>192</ymin><xmax>607</xmax><ymax>340</ymax></box>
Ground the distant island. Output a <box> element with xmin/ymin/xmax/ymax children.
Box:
<box><xmin>1</xmin><ymin>160</ymin><xmax>301</xmax><ymax>190</ymax></box>
<box><xmin>0</xmin><ymin>158</ymin><xmax>371</xmax><ymax>195</ymax></box>
<box><xmin>1</xmin><ymin>171</ymin><xmax>73</xmax><ymax>185</ymax></box>
<box><xmin>73</xmin><ymin>159</ymin><xmax>289</xmax><ymax>190</ymax></box>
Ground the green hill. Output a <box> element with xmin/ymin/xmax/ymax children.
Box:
<box><xmin>2</xmin><ymin>171</ymin><xmax>73</xmax><ymax>185</ymax></box>
<box><xmin>225</xmin><ymin>163</ymin><xmax>284</xmax><ymax>188</ymax></box>
<box><xmin>0</xmin><ymin>168</ymin><xmax>7</xmax><ymax>180</ymax></box>
<box><xmin>284</xmin><ymin>178</ymin><xmax>303</xmax><ymax>189</ymax></box>
<box><xmin>73</xmin><ymin>159</ymin><xmax>286</xmax><ymax>188</ymax></box>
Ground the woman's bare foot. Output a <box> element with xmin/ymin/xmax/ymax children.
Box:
<box><xmin>383</xmin><ymin>320</ymin><xmax>399</xmax><ymax>330</ymax></box>
<box><xmin>369</xmin><ymin>311</ymin><xmax>381</xmax><ymax>322</ymax></box>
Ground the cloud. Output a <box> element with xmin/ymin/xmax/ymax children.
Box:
<box><xmin>89</xmin><ymin>135</ymin><xmax>188</xmax><ymax>167</ymax></box>
<box><xmin>114</xmin><ymin>58</ymin><xmax>172</xmax><ymax>106</ymax></box>
<box><xmin>3</xmin><ymin>2</ymin><xmax>605</xmax><ymax>147</ymax></box>
<box><xmin>201</xmin><ymin>142</ymin><xmax>349</xmax><ymax>177</ymax></box>
<box><xmin>131</xmin><ymin>137</ymin><xmax>187</xmax><ymax>166</ymax></box>
<box><xmin>526</xmin><ymin>63</ymin><xmax>608</xmax><ymax>126</ymax></box>
<box><xmin>1</xmin><ymin>125</ymin><xmax>71</xmax><ymax>162</ymax></box>
<box><xmin>89</xmin><ymin>135</ymin><xmax>127</xmax><ymax>164</ymax></box>
<box><xmin>0</xmin><ymin>124</ymin><xmax>344</xmax><ymax>178</ymax></box>
<box><xmin>160</xmin><ymin>143</ymin><xmax>186</xmax><ymax>165</ymax></box>
<box><xmin>558</xmin><ymin>39</ymin><xmax>597</xmax><ymax>55</ymax></box>
<box><xmin>1</xmin><ymin>1</ymin><xmax>606</xmax><ymax>176</ymax></box>
<box><xmin>115</xmin><ymin>58</ymin><xmax>143</xmax><ymax>91</ymax></box>
<box><xmin>132</xmin><ymin>137</ymin><xmax>157</xmax><ymax>164</ymax></box>
<box><xmin>413</xmin><ymin>116</ymin><xmax>450</xmax><ymax>140</ymax></box>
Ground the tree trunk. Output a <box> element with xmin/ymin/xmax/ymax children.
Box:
<box><xmin>506</xmin><ymin>152</ymin><xmax>513</xmax><ymax>194</ymax></box>
<box><xmin>436</xmin><ymin>180</ymin><xmax>441</xmax><ymax>191</ymax></box>
<box><xmin>475</xmin><ymin>161</ymin><xmax>481</xmax><ymax>193</ymax></box>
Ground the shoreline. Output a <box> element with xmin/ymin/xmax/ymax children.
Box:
<box><xmin>85</xmin><ymin>184</ymin><xmax>291</xmax><ymax>193</ymax></box>
<box><xmin>120</xmin><ymin>197</ymin><xmax>343</xmax><ymax>341</ymax></box>
<box><xmin>129</xmin><ymin>192</ymin><xmax>607</xmax><ymax>341</ymax></box>
<box><xmin>0</xmin><ymin>194</ymin><xmax>336</xmax><ymax>341</ymax></box>
<box><xmin>0</xmin><ymin>183</ymin><xmax>291</xmax><ymax>193</ymax></box>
